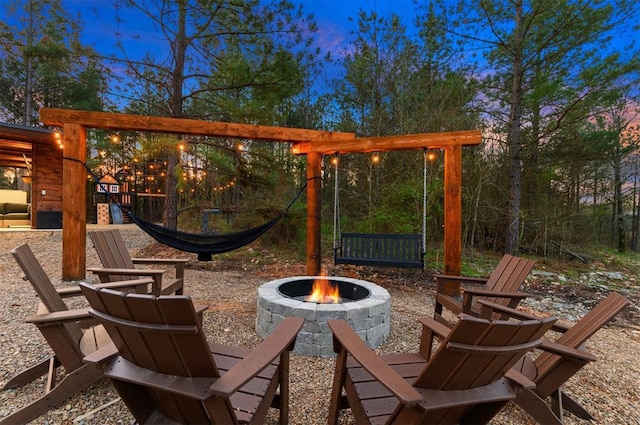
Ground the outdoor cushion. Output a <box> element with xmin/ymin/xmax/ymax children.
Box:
<box><xmin>3</xmin><ymin>203</ymin><xmax>30</xmax><ymax>214</ymax></box>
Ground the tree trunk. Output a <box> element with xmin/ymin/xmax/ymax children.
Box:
<box><xmin>614</xmin><ymin>149</ymin><xmax>625</xmax><ymax>252</ymax></box>
<box><xmin>163</xmin><ymin>0</ymin><xmax>187</xmax><ymax>230</ymax></box>
<box><xmin>505</xmin><ymin>0</ymin><xmax>525</xmax><ymax>254</ymax></box>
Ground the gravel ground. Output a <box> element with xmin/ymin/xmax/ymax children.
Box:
<box><xmin>0</xmin><ymin>225</ymin><xmax>638</xmax><ymax>424</ymax></box>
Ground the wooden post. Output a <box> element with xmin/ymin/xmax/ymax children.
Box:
<box><xmin>443</xmin><ymin>145</ymin><xmax>462</xmax><ymax>295</ymax></box>
<box><xmin>306</xmin><ymin>152</ymin><xmax>322</xmax><ymax>275</ymax></box>
<box><xmin>62</xmin><ymin>123</ymin><xmax>87</xmax><ymax>280</ymax></box>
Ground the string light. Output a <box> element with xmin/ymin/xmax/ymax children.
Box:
<box><xmin>212</xmin><ymin>177</ymin><xmax>237</xmax><ymax>192</ymax></box>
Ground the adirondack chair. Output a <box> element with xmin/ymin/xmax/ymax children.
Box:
<box><xmin>79</xmin><ymin>283</ymin><xmax>304</xmax><ymax>424</ymax></box>
<box><xmin>88</xmin><ymin>228</ymin><xmax>188</xmax><ymax>296</ymax></box>
<box><xmin>327</xmin><ymin>312</ymin><xmax>557</xmax><ymax>424</ymax></box>
<box><xmin>477</xmin><ymin>292</ymin><xmax>630</xmax><ymax>424</ymax></box>
<box><xmin>433</xmin><ymin>254</ymin><xmax>535</xmax><ymax>325</ymax></box>
<box><xmin>1</xmin><ymin>244</ymin><xmax>153</xmax><ymax>425</ymax></box>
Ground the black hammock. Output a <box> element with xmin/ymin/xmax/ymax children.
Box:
<box><xmin>73</xmin><ymin>157</ymin><xmax>305</xmax><ymax>261</ymax></box>
<box><xmin>123</xmin><ymin>207</ymin><xmax>290</xmax><ymax>261</ymax></box>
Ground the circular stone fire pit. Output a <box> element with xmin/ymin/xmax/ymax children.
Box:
<box><xmin>256</xmin><ymin>276</ymin><xmax>391</xmax><ymax>357</ymax></box>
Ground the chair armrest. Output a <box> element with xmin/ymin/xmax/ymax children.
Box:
<box><xmin>26</xmin><ymin>308</ymin><xmax>92</xmax><ymax>325</ymax></box>
<box><xmin>435</xmin><ymin>275</ymin><xmax>488</xmax><ymax>296</ymax></box>
<box><xmin>462</xmin><ymin>289</ymin><xmax>530</xmax><ymax>314</ymax></box>
<box><xmin>84</xmin><ymin>342</ymin><xmax>119</xmax><ymax>365</ymax></box>
<box><xmin>417</xmin><ymin>316</ymin><xmax>451</xmax><ymax>340</ymax></box>
<box><xmin>504</xmin><ymin>369</ymin><xmax>537</xmax><ymax>390</ymax></box>
<box><xmin>462</xmin><ymin>288</ymin><xmax>530</xmax><ymax>299</ymax></box>
<box><xmin>476</xmin><ymin>299</ymin><xmax>570</xmax><ymax>333</ymax></box>
<box><xmin>537</xmin><ymin>340</ymin><xmax>597</xmax><ymax>362</ymax></box>
<box><xmin>132</xmin><ymin>258</ymin><xmax>186</xmax><ymax>280</ymax></box>
<box><xmin>434</xmin><ymin>274</ymin><xmax>488</xmax><ymax>284</ymax></box>
<box><xmin>132</xmin><ymin>258</ymin><xmax>188</xmax><ymax>265</ymax></box>
<box><xmin>417</xmin><ymin>316</ymin><xmax>453</xmax><ymax>358</ymax></box>
<box><xmin>57</xmin><ymin>278</ymin><xmax>154</xmax><ymax>297</ymax></box>
<box><xmin>328</xmin><ymin>319</ymin><xmax>423</xmax><ymax>406</ymax></box>
<box><xmin>88</xmin><ymin>267</ymin><xmax>166</xmax><ymax>277</ymax></box>
<box><xmin>435</xmin><ymin>274</ymin><xmax>487</xmax><ymax>289</ymax></box>
<box><xmin>209</xmin><ymin>317</ymin><xmax>304</xmax><ymax>397</ymax></box>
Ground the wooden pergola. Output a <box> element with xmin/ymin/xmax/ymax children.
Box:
<box><xmin>39</xmin><ymin>108</ymin><xmax>481</xmax><ymax>283</ymax></box>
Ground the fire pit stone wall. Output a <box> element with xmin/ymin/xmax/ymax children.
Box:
<box><xmin>256</xmin><ymin>276</ymin><xmax>391</xmax><ymax>357</ymax></box>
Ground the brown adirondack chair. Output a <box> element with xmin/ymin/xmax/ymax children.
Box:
<box><xmin>327</xmin><ymin>312</ymin><xmax>557</xmax><ymax>424</ymax></box>
<box><xmin>477</xmin><ymin>291</ymin><xmax>630</xmax><ymax>424</ymax></box>
<box><xmin>79</xmin><ymin>282</ymin><xmax>304</xmax><ymax>424</ymax></box>
<box><xmin>433</xmin><ymin>254</ymin><xmax>535</xmax><ymax>325</ymax></box>
<box><xmin>1</xmin><ymin>244</ymin><xmax>153</xmax><ymax>425</ymax></box>
<box><xmin>88</xmin><ymin>228</ymin><xmax>187</xmax><ymax>296</ymax></box>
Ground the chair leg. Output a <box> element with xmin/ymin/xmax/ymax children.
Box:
<box><xmin>550</xmin><ymin>389</ymin><xmax>595</xmax><ymax>421</ymax></box>
<box><xmin>46</xmin><ymin>357</ymin><xmax>57</xmax><ymax>392</ymax></box>
<box><xmin>278</xmin><ymin>351</ymin><xmax>290</xmax><ymax>425</ymax></box>
<box><xmin>1</xmin><ymin>356</ymin><xmax>58</xmax><ymax>390</ymax></box>
<box><xmin>514</xmin><ymin>389</ymin><xmax>562</xmax><ymax>425</ymax></box>
<box><xmin>328</xmin><ymin>349</ymin><xmax>348</xmax><ymax>425</ymax></box>
<box><xmin>0</xmin><ymin>364</ymin><xmax>102</xmax><ymax>425</ymax></box>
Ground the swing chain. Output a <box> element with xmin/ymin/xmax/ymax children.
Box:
<box><xmin>332</xmin><ymin>153</ymin><xmax>340</xmax><ymax>250</ymax></box>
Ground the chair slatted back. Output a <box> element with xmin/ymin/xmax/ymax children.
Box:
<box><xmin>534</xmin><ymin>292</ymin><xmax>629</xmax><ymax>395</ymax></box>
<box><xmin>11</xmin><ymin>244</ymin><xmax>84</xmax><ymax>368</ymax></box>
<box><xmin>89</xmin><ymin>229</ymin><xmax>137</xmax><ymax>281</ymax></box>
<box><xmin>80</xmin><ymin>284</ymin><xmax>223</xmax><ymax>423</ymax></box>
<box><xmin>411</xmin><ymin>314</ymin><xmax>556</xmax><ymax>423</ymax></box>
<box><xmin>482</xmin><ymin>255</ymin><xmax>536</xmax><ymax>306</ymax></box>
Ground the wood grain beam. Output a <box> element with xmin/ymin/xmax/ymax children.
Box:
<box><xmin>40</xmin><ymin>108</ymin><xmax>354</xmax><ymax>143</ymax></box>
<box><xmin>0</xmin><ymin>124</ymin><xmax>57</xmax><ymax>144</ymax></box>
<box><xmin>0</xmin><ymin>140</ymin><xmax>33</xmax><ymax>151</ymax></box>
<box><xmin>293</xmin><ymin>130</ymin><xmax>481</xmax><ymax>154</ymax></box>
<box><xmin>0</xmin><ymin>159</ymin><xmax>28</xmax><ymax>168</ymax></box>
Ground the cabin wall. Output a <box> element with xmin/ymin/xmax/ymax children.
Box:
<box><xmin>32</xmin><ymin>142</ymin><xmax>63</xmax><ymax>228</ymax></box>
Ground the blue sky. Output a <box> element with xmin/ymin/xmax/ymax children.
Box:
<box><xmin>63</xmin><ymin>0</ymin><xmax>419</xmax><ymax>61</ymax></box>
<box><xmin>57</xmin><ymin>0</ymin><xmax>423</xmax><ymax>97</ymax></box>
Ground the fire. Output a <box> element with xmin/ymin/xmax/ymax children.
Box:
<box><xmin>307</xmin><ymin>278</ymin><xmax>340</xmax><ymax>304</ymax></box>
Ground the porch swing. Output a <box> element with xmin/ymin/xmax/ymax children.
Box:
<box><xmin>332</xmin><ymin>151</ymin><xmax>427</xmax><ymax>270</ymax></box>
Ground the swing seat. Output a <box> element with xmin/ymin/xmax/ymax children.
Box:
<box><xmin>334</xmin><ymin>233</ymin><xmax>424</xmax><ymax>269</ymax></box>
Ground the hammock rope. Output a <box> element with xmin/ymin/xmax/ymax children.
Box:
<box><xmin>69</xmin><ymin>157</ymin><xmax>306</xmax><ymax>261</ymax></box>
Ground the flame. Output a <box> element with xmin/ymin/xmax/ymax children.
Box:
<box><xmin>307</xmin><ymin>278</ymin><xmax>340</xmax><ymax>304</ymax></box>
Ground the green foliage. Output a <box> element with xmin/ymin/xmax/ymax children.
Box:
<box><xmin>0</xmin><ymin>0</ymin><xmax>107</xmax><ymax>124</ymax></box>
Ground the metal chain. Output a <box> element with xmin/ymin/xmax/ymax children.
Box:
<box><xmin>333</xmin><ymin>154</ymin><xmax>340</xmax><ymax>249</ymax></box>
<box><xmin>423</xmin><ymin>150</ymin><xmax>428</xmax><ymax>253</ymax></box>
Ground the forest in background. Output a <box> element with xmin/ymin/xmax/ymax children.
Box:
<box><xmin>1</xmin><ymin>0</ymin><xmax>639</xmax><ymax>258</ymax></box>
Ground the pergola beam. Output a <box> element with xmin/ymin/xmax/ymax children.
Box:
<box><xmin>40</xmin><ymin>108</ymin><xmax>354</xmax><ymax>143</ymax></box>
<box><xmin>293</xmin><ymin>130</ymin><xmax>481</xmax><ymax>154</ymax></box>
